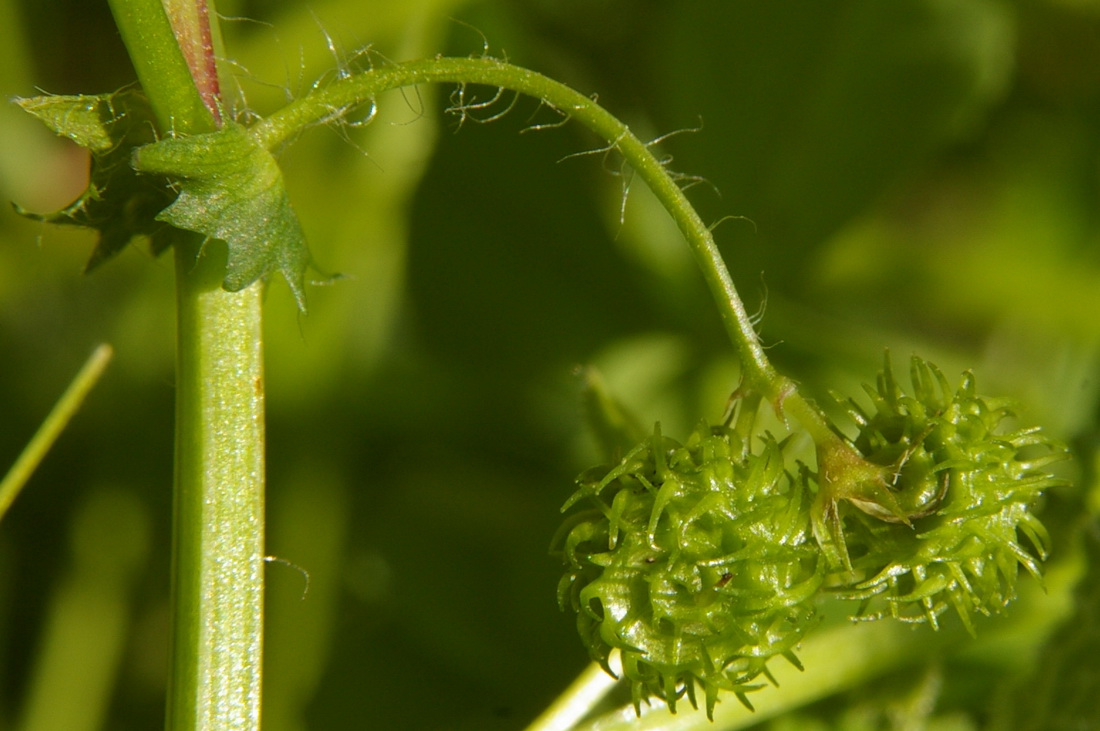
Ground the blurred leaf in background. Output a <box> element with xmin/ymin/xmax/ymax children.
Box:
<box><xmin>1</xmin><ymin>0</ymin><xmax>1098</xmax><ymax>729</ymax></box>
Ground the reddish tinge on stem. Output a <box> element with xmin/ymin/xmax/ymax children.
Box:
<box><xmin>162</xmin><ymin>0</ymin><xmax>221</xmax><ymax>124</ymax></box>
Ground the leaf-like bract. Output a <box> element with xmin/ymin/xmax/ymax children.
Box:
<box><xmin>133</xmin><ymin>122</ymin><xmax>310</xmax><ymax>310</ymax></box>
<box><xmin>14</xmin><ymin>89</ymin><xmax>183</xmax><ymax>270</ymax></box>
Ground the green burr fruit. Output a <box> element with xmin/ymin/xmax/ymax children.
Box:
<box><xmin>830</xmin><ymin>355</ymin><xmax>1069</xmax><ymax>632</ymax></box>
<box><xmin>556</xmin><ymin>420</ymin><xmax>822</xmax><ymax>717</ymax></box>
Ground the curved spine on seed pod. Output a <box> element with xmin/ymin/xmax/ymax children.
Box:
<box><xmin>824</xmin><ymin>354</ymin><xmax>1069</xmax><ymax>632</ymax></box>
<box><xmin>555</xmin><ymin>418</ymin><xmax>823</xmax><ymax>717</ymax></box>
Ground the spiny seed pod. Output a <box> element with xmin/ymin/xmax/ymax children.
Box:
<box><xmin>555</xmin><ymin>421</ymin><xmax>822</xmax><ymax>717</ymax></box>
<box><xmin>831</xmin><ymin>355</ymin><xmax>1069</xmax><ymax>633</ymax></box>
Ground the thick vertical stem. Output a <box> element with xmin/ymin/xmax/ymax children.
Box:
<box><xmin>107</xmin><ymin>0</ymin><xmax>265</xmax><ymax>728</ymax></box>
<box><xmin>106</xmin><ymin>0</ymin><xmax>213</xmax><ymax>135</ymax></box>
<box><xmin>161</xmin><ymin>0</ymin><xmax>222</xmax><ymax>124</ymax></box>
<box><xmin>171</xmin><ymin>243</ymin><xmax>265</xmax><ymax>729</ymax></box>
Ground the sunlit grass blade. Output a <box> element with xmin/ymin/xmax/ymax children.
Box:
<box><xmin>0</xmin><ymin>343</ymin><xmax>114</xmax><ymax>524</ymax></box>
<box><xmin>524</xmin><ymin>651</ymin><xmax>623</xmax><ymax>731</ymax></box>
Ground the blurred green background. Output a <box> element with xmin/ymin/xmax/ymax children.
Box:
<box><xmin>1</xmin><ymin>0</ymin><xmax>1098</xmax><ymax>729</ymax></box>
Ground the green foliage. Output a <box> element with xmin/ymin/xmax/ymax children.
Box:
<box><xmin>133</xmin><ymin>122</ymin><xmax>311</xmax><ymax>310</ymax></box>
<box><xmin>17</xmin><ymin>91</ymin><xmax>313</xmax><ymax>311</ymax></box>
<box><xmin>17</xmin><ymin>88</ymin><xmax>312</xmax><ymax>311</ymax></box>
<box><xmin>12</xmin><ymin>89</ymin><xmax>183</xmax><ymax>270</ymax></box>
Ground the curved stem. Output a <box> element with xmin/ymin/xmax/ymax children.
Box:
<box><xmin>253</xmin><ymin>57</ymin><xmax>837</xmax><ymax>443</ymax></box>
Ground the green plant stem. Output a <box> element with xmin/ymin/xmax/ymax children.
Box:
<box><xmin>106</xmin><ymin>0</ymin><xmax>213</xmax><ymax>135</ymax></box>
<box><xmin>172</xmin><ymin>243</ymin><xmax>265</xmax><ymax>730</ymax></box>
<box><xmin>0</xmin><ymin>344</ymin><xmax>112</xmax><ymax>524</ymax></box>
<box><xmin>108</xmin><ymin>0</ymin><xmax>265</xmax><ymax>729</ymax></box>
<box><xmin>255</xmin><ymin>57</ymin><xmax>837</xmax><ymax>445</ymax></box>
<box><xmin>160</xmin><ymin>0</ymin><xmax>222</xmax><ymax>123</ymax></box>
